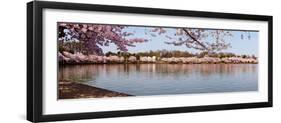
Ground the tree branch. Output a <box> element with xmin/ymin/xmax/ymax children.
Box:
<box><xmin>182</xmin><ymin>28</ymin><xmax>208</xmax><ymax>51</ymax></box>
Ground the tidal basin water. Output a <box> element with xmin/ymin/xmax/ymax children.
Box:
<box><xmin>59</xmin><ymin>64</ymin><xmax>258</xmax><ymax>96</ymax></box>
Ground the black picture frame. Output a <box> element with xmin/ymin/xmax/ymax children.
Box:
<box><xmin>27</xmin><ymin>1</ymin><xmax>273</xmax><ymax>122</ymax></box>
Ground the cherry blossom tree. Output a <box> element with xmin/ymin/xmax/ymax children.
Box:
<box><xmin>58</xmin><ymin>23</ymin><xmax>148</xmax><ymax>55</ymax></box>
<box><xmin>59</xmin><ymin>23</ymin><xmax>251</xmax><ymax>55</ymax></box>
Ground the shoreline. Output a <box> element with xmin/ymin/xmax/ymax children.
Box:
<box><xmin>59</xmin><ymin>51</ymin><xmax>258</xmax><ymax>65</ymax></box>
<box><xmin>59</xmin><ymin>62</ymin><xmax>258</xmax><ymax>65</ymax></box>
<box><xmin>59</xmin><ymin>81</ymin><xmax>131</xmax><ymax>99</ymax></box>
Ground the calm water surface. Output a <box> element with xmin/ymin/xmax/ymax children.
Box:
<box><xmin>59</xmin><ymin>64</ymin><xmax>258</xmax><ymax>96</ymax></box>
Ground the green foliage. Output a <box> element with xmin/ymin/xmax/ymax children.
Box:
<box><xmin>102</xmin><ymin>50</ymin><xmax>255</xmax><ymax>59</ymax></box>
<box><xmin>105</xmin><ymin>51</ymin><xmax>117</xmax><ymax>57</ymax></box>
<box><xmin>197</xmin><ymin>52</ymin><xmax>208</xmax><ymax>58</ymax></box>
<box><xmin>58</xmin><ymin>45</ymin><xmax>66</xmax><ymax>53</ymax></box>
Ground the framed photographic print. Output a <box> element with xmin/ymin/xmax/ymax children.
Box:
<box><xmin>27</xmin><ymin>1</ymin><xmax>273</xmax><ymax>122</ymax></box>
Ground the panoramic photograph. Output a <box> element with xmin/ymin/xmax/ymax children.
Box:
<box><xmin>57</xmin><ymin>22</ymin><xmax>259</xmax><ymax>99</ymax></box>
